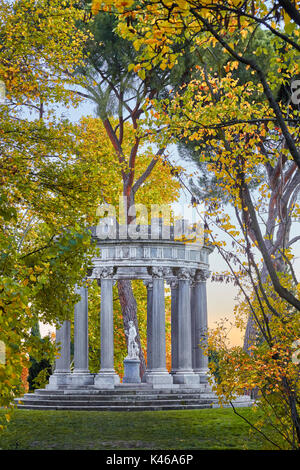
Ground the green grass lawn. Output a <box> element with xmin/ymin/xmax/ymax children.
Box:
<box><xmin>0</xmin><ymin>407</ymin><xmax>271</xmax><ymax>450</ymax></box>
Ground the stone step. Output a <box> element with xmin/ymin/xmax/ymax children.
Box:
<box><xmin>16</xmin><ymin>398</ymin><xmax>214</xmax><ymax>407</ymax></box>
<box><xmin>14</xmin><ymin>386</ymin><xmax>252</xmax><ymax>412</ymax></box>
<box><xmin>34</xmin><ymin>387</ymin><xmax>209</xmax><ymax>396</ymax></box>
<box><xmin>20</xmin><ymin>393</ymin><xmax>213</xmax><ymax>401</ymax></box>
<box><xmin>16</xmin><ymin>403</ymin><xmax>214</xmax><ymax>412</ymax></box>
<box><xmin>114</xmin><ymin>385</ymin><xmax>209</xmax><ymax>391</ymax></box>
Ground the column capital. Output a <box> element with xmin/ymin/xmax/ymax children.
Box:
<box><xmin>149</xmin><ymin>266</ymin><xmax>164</xmax><ymax>279</ymax></box>
<box><xmin>163</xmin><ymin>267</ymin><xmax>173</xmax><ymax>278</ymax></box>
<box><xmin>193</xmin><ymin>269</ymin><xmax>211</xmax><ymax>284</ymax></box>
<box><xmin>177</xmin><ymin>267</ymin><xmax>195</xmax><ymax>281</ymax></box>
<box><xmin>91</xmin><ymin>266</ymin><xmax>115</xmax><ymax>279</ymax></box>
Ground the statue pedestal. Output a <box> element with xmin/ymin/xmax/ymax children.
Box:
<box><xmin>123</xmin><ymin>358</ymin><xmax>141</xmax><ymax>383</ymax></box>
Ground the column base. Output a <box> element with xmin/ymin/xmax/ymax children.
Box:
<box><xmin>94</xmin><ymin>370</ymin><xmax>120</xmax><ymax>389</ymax></box>
<box><xmin>194</xmin><ymin>367</ymin><xmax>210</xmax><ymax>384</ymax></box>
<box><xmin>46</xmin><ymin>372</ymin><xmax>72</xmax><ymax>390</ymax></box>
<box><xmin>172</xmin><ymin>370</ymin><xmax>200</xmax><ymax>385</ymax></box>
<box><xmin>144</xmin><ymin>370</ymin><xmax>175</xmax><ymax>388</ymax></box>
<box><xmin>70</xmin><ymin>371</ymin><xmax>94</xmax><ymax>387</ymax></box>
<box><xmin>123</xmin><ymin>359</ymin><xmax>141</xmax><ymax>384</ymax></box>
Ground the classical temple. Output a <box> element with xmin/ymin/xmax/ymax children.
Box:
<box><xmin>17</xmin><ymin>218</ymin><xmax>252</xmax><ymax>409</ymax></box>
<box><xmin>48</xmin><ymin>217</ymin><xmax>212</xmax><ymax>390</ymax></box>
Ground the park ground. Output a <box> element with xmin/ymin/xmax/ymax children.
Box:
<box><xmin>0</xmin><ymin>407</ymin><xmax>272</xmax><ymax>450</ymax></box>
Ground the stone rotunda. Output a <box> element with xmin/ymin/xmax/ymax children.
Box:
<box><xmin>17</xmin><ymin>218</ymin><xmax>252</xmax><ymax>410</ymax></box>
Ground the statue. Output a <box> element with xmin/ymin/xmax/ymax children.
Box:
<box><xmin>125</xmin><ymin>321</ymin><xmax>139</xmax><ymax>360</ymax></box>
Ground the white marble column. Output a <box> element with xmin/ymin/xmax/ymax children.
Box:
<box><xmin>144</xmin><ymin>267</ymin><xmax>173</xmax><ymax>387</ymax></box>
<box><xmin>94</xmin><ymin>269</ymin><xmax>120</xmax><ymax>388</ymax></box>
<box><xmin>191</xmin><ymin>270</ymin><xmax>210</xmax><ymax>383</ymax></box>
<box><xmin>47</xmin><ymin>320</ymin><xmax>71</xmax><ymax>389</ymax></box>
<box><xmin>142</xmin><ymin>280</ymin><xmax>153</xmax><ymax>382</ymax></box>
<box><xmin>169</xmin><ymin>279</ymin><xmax>179</xmax><ymax>375</ymax></box>
<box><xmin>71</xmin><ymin>284</ymin><xmax>94</xmax><ymax>386</ymax></box>
<box><xmin>172</xmin><ymin>268</ymin><xmax>199</xmax><ymax>385</ymax></box>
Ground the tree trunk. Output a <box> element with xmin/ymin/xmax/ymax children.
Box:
<box><xmin>117</xmin><ymin>279</ymin><xmax>147</xmax><ymax>378</ymax></box>
<box><xmin>243</xmin><ymin>163</ymin><xmax>300</xmax><ymax>350</ymax></box>
<box><xmin>243</xmin><ymin>264</ymin><xmax>268</xmax><ymax>352</ymax></box>
<box><xmin>116</xmin><ymin>186</ymin><xmax>147</xmax><ymax>379</ymax></box>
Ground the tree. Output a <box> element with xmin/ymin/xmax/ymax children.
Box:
<box><xmin>94</xmin><ymin>1</ymin><xmax>299</xmax><ymax>158</ymax></box>
<box><xmin>90</xmin><ymin>0</ymin><xmax>300</xmax><ymax>447</ymax></box>
<box><xmin>91</xmin><ymin>0</ymin><xmax>300</xmax><ymax>310</ymax></box>
<box><xmin>0</xmin><ymin>0</ymin><xmax>109</xmax><ymax>428</ymax></box>
<box><xmin>27</xmin><ymin>323</ymin><xmax>52</xmax><ymax>391</ymax></box>
<box><xmin>143</xmin><ymin>68</ymin><xmax>300</xmax><ymax>448</ymax></box>
<box><xmin>0</xmin><ymin>0</ymin><xmax>181</xmax><ymax>428</ymax></box>
<box><xmin>75</xmin><ymin>116</ymin><xmax>179</xmax><ymax>376</ymax></box>
<box><xmin>72</xmin><ymin>8</ymin><xmax>185</xmax><ymax>375</ymax></box>
<box><xmin>170</xmin><ymin>29</ymin><xmax>300</xmax><ymax>351</ymax></box>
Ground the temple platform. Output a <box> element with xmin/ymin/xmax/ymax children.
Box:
<box><xmin>15</xmin><ymin>385</ymin><xmax>253</xmax><ymax>411</ymax></box>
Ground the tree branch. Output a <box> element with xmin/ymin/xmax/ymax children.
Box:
<box><xmin>132</xmin><ymin>148</ymin><xmax>165</xmax><ymax>194</ymax></box>
<box><xmin>194</xmin><ymin>12</ymin><xmax>300</xmax><ymax>170</ymax></box>
<box><xmin>241</xmin><ymin>181</ymin><xmax>300</xmax><ymax>310</ymax></box>
<box><xmin>277</xmin><ymin>0</ymin><xmax>300</xmax><ymax>27</ymax></box>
